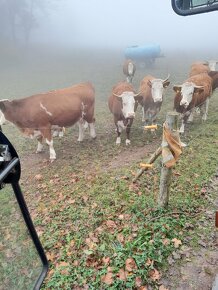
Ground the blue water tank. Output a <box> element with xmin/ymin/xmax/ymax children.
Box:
<box><xmin>124</xmin><ymin>44</ymin><xmax>161</xmax><ymax>61</ymax></box>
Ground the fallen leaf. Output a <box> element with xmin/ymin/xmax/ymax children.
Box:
<box><xmin>149</xmin><ymin>268</ymin><xmax>161</xmax><ymax>281</ymax></box>
<box><xmin>117</xmin><ymin>268</ymin><xmax>127</xmax><ymax>281</ymax></box>
<box><xmin>102</xmin><ymin>257</ymin><xmax>110</xmax><ymax>265</ymax></box>
<box><xmin>145</xmin><ymin>258</ymin><xmax>154</xmax><ymax>267</ymax></box>
<box><xmin>125</xmin><ymin>258</ymin><xmax>137</xmax><ymax>272</ymax></box>
<box><xmin>162</xmin><ymin>238</ymin><xmax>170</xmax><ymax>246</ymax></box>
<box><xmin>172</xmin><ymin>238</ymin><xmax>182</xmax><ymax>248</ymax></box>
<box><xmin>34</xmin><ymin>174</ymin><xmax>43</xmax><ymax>181</ymax></box>
<box><xmin>159</xmin><ymin>285</ymin><xmax>169</xmax><ymax>290</ymax></box>
<box><xmin>101</xmin><ymin>272</ymin><xmax>113</xmax><ymax>285</ymax></box>
<box><xmin>135</xmin><ymin>276</ymin><xmax>143</xmax><ymax>287</ymax></box>
<box><xmin>58</xmin><ymin>261</ymin><xmax>69</xmax><ymax>267</ymax></box>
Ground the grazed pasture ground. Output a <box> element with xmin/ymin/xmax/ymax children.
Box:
<box><xmin>1</xmin><ymin>46</ymin><xmax>218</xmax><ymax>289</ymax></box>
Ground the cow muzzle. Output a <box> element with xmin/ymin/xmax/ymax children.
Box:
<box><xmin>180</xmin><ymin>100</ymin><xmax>189</xmax><ymax>108</ymax></box>
<box><xmin>127</xmin><ymin>112</ymin><xmax>135</xmax><ymax>118</ymax></box>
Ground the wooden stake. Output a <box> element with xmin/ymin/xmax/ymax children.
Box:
<box><xmin>158</xmin><ymin>112</ymin><xmax>179</xmax><ymax>208</ymax></box>
<box><xmin>132</xmin><ymin>146</ymin><xmax>162</xmax><ymax>183</ymax></box>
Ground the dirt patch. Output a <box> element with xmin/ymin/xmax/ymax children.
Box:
<box><xmin>160</xmin><ymin>173</ymin><xmax>218</xmax><ymax>290</ymax></box>
<box><xmin>102</xmin><ymin>142</ymin><xmax>159</xmax><ymax>171</ymax></box>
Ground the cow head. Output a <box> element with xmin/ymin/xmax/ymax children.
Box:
<box><xmin>148</xmin><ymin>75</ymin><xmax>170</xmax><ymax>103</ymax></box>
<box><xmin>206</xmin><ymin>60</ymin><xmax>218</xmax><ymax>71</ymax></box>
<box><xmin>127</xmin><ymin>61</ymin><xmax>135</xmax><ymax>76</ymax></box>
<box><xmin>113</xmin><ymin>91</ymin><xmax>141</xmax><ymax>119</ymax></box>
<box><xmin>0</xmin><ymin>100</ymin><xmax>9</xmax><ymax>125</ymax></box>
<box><xmin>173</xmin><ymin>82</ymin><xmax>204</xmax><ymax>108</ymax></box>
<box><xmin>208</xmin><ymin>71</ymin><xmax>218</xmax><ymax>91</ymax></box>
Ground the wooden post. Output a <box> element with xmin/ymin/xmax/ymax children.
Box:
<box><xmin>158</xmin><ymin>112</ymin><xmax>179</xmax><ymax>208</ymax></box>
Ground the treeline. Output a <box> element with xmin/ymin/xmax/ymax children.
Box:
<box><xmin>0</xmin><ymin>0</ymin><xmax>60</xmax><ymax>46</ymax></box>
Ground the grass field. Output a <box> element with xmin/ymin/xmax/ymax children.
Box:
<box><xmin>0</xmin><ymin>46</ymin><xmax>218</xmax><ymax>289</ymax></box>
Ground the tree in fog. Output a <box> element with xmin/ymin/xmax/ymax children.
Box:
<box><xmin>0</xmin><ymin>0</ymin><xmax>60</xmax><ymax>46</ymax></box>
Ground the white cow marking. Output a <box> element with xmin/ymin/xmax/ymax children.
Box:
<box><xmin>45</xmin><ymin>138</ymin><xmax>56</xmax><ymax>160</ymax></box>
<box><xmin>116</xmin><ymin>136</ymin><xmax>121</xmax><ymax>145</ymax></box>
<box><xmin>40</xmin><ymin>102</ymin><xmax>52</xmax><ymax>116</ymax></box>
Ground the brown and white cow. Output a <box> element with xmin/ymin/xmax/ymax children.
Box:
<box><xmin>138</xmin><ymin>75</ymin><xmax>170</xmax><ymax>126</ymax></box>
<box><xmin>189</xmin><ymin>60</ymin><xmax>218</xmax><ymax>77</ymax></box>
<box><xmin>0</xmin><ymin>82</ymin><xmax>96</xmax><ymax>161</ymax></box>
<box><xmin>189</xmin><ymin>62</ymin><xmax>210</xmax><ymax>77</ymax></box>
<box><xmin>123</xmin><ymin>59</ymin><xmax>136</xmax><ymax>83</ymax></box>
<box><xmin>173</xmin><ymin>71</ymin><xmax>218</xmax><ymax>133</ymax></box>
<box><xmin>108</xmin><ymin>82</ymin><xmax>141</xmax><ymax>145</ymax></box>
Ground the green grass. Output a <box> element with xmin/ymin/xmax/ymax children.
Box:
<box><xmin>0</xmin><ymin>48</ymin><xmax>218</xmax><ymax>289</ymax></box>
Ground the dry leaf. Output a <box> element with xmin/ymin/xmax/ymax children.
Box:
<box><xmin>172</xmin><ymin>238</ymin><xmax>182</xmax><ymax>248</ymax></box>
<box><xmin>125</xmin><ymin>258</ymin><xmax>137</xmax><ymax>272</ymax></box>
<box><xmin>162</xmin><ymin>238</ymin><xmax>170</xmax><ymax>246</ymax></box>
<box><xmin>117</xmin><ymin>233</ymin><xmax>124</xmax><ymax>243</ymax></box>
<box><xmin>101</xmin><ymin>272</ymin><xmax>113</xmax><ymax>285</ymax></box>
<box><xmin>102</xmin><ymin>257</ymin><xmax>110</xmax><ymax>265</ymax></box>
<box><xmin>117</xmin><ymin>268</ymin><xmax>127</xmax><ymax>281</ymax></box>
<box><xmin>149</xmin><ymin>268</ymin><xmax>161</xmax><ymax>281</ymax></box>
<box><xmin>145</xmin><ymin>258</ymin><xmax>154</xmax><ymax>267</ymax></box>
<box><xmin>58</xmin><ymin>261</ymin><xmax>69</xmax><ymax>267</ymax></box>
<box><xmin>159</xmin><ymin>285</ymin><xmax>169</xmax><ymax>290</ymax></box>
<box><xmin>34</xmin><ymin>174</ymin><xmax>43</xmax><ymax>181</ymax></box>
<box><xmin>135</xmin><ymin>276</ymin><xmax>143</xmax><ymax>287</ymax></box>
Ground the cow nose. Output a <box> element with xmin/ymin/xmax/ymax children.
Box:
<box><xmin>127</xmin><ymin>112</ymin><xmax>135</xmax><ymax>118</ymax></box>
<box><xmin>180</xmin><ymin>100</ymin><xmax>188</xmax><ymax>107</ymax></box>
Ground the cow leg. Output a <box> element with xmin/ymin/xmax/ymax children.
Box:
<box><xmin>142</xmin><ymin>107</ymin><xmax>145</xmax><ymax>122</ymax></box>
<box><xmin>180</xmin><ymin>113</ymin><xmax>189</xmax><ymax>134</ymax></box>
<box><xmin>115</xmin><ymin>121</ymin><xmax>125</xmax><ymax>145</ymax></box>
<box><xmin>46</xmin><ymin>139</ymin><xmax>56</xmax><ymax>161</ymax></box>
<box><xmin>125</xmin><ymin>119</ymin><xmax>133</xmax><ymax>145</ymax></box>
<box><xmin>88</xmin><ymin>123</ymin><xmax>96</xmax><ymax>139</ymax></box>
<box><xmin>150</xmin><ymin>111</ymin><xmax>158</xmax><ymax>133</ymax></box>
<box><xmin>58</xmin><ymin>127</ymin><xmax>65</xmax><ymax>138</ymax></box>
<box><xmin>41</xmin><ymin>128</ymin><xmax>56</xmax><ymax>161</ymax></box>
<box><xmin>201</xmin><ymin>98</ymin><xmax>210</xmax><ymax>121</ymax></box>
<box><xmin>179</xmin><ymin>119</ymin><xmax>185</xmax><ymax>134</ymax></box>
<box><xmin>187</xmin><ymin>110</ymin><xmax>194</xmax><ymax>123</ymax></box>
<box><xmin>84</xmin><ymin>104</ymin><xmax>96</xmax><ymax>139</ymax></box>
<box><xmin>77</xmin><ymin>119</ymin><xmax>85</xmax><ymax>142</ymax></box>
<box><xmin>36</xmin><ymin>135</ymin><xmax>44</xmax><ymax>153</ymax></box>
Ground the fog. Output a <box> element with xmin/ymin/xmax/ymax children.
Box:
<box><xmin>32</xmin><ymin>0</ymin><xmax>218</xmax><ymax>54</ymax></box>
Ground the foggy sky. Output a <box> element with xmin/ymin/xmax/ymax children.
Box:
<box><xmin>33</xmin><ymin>0</ymin><xmax>218</xmax><ymax>52</ymax></box>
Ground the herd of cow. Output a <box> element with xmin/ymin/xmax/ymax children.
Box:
<box><xmin>0</xmin><ymin>59</ymin><xmax>217</xmax><ymax>161</ymax></box>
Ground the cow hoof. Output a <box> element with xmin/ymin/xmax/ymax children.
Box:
<box><xmin>116</xmin><ymin>137</ymin><xmax>121</xmax><ymax>145</ymax></box>
<box><xmin>36</xmin><ymin>150</ymin><xmax>44</xmax><ymax>154</ymax></box>
<box><xmin>77</xmin><ymin>139</ymin><xmax>84</xmax><ymax>142</ymax></box>
<box><xmin>126</xmin><ymin>139</ymin><xmax>131</xmax><ymax>145</ymax></box>
<box><xmin>50</xmin><ymin>158</ymin><xmax>56</xmax><ymax>163</ymax></box>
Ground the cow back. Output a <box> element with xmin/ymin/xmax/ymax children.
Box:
<box><xmin>189</xmin><ymin>63</ymin><xmax>210</xmax><ymax>77</ymax></box>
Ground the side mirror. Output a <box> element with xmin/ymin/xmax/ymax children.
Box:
<box><xmin>171</xmin><ymin>0</ymin><xmax>218</xmax><ymax>15</ymax></box>
<box><xmin>0</xmin><ymin>131</ymin><xmax>48</xmax><ymax>290</ymax></box>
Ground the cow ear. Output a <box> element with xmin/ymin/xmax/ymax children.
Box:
<box><xmin>163</xmin><ymin>81</ymin><xmax>170</xmax><ymax>88</ymax></box>
<box><xmin>147</xmin><ymin>80</ymin><xmax>152</xmax><ymax>88</ymax></box>
<box><xmin>115</xmin><ymin>95</ymin><xmax>122</xmax><ymax>102</ymax></box>
<box><xmin>208</xmin><ymin>71</ymin><xmax>218</xmax><ymax>77</ymax></box>
<box><xmin>194</xmin><ymin>87</ymin><xmax>204</xmax><ymax>94</ymax></box>
<box><xmin>134</xmin><ymin>95</ymin><xmax>143</xmax><ymax>102</ymax></box>
<box><xmin>0</xmin><ymin>101</ymin><xmax>6</xmax><ymax>112</ymax></box>
<box><xmin>173</xmin><ymin>86</ymin><xmax>181</xmax><ymax>93</ymax></box>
